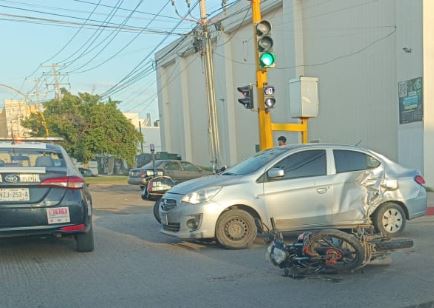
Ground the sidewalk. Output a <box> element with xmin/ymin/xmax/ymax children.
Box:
<box><xmin>427</xmin><ymin>192</ymin><xmax>434</xmax><ymax>216</ymax></box>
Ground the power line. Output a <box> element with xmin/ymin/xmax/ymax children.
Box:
<box><xmin>56</xmin><ymin>0</ymin><xmax>125</xmax><ymax>69</ymax></box>
<box><xmin>64</xmin><ymin>0</ymin><xmax>147</xmax><ymax>73</ymax></box>
<box><xmin>101</xmin><ymin>1</ymin><xmax>200</xmax><ymax>98</ymax></box>
<box><xmin>25</xmin><ymin>0</ymin><xmax>103</xmax><ymax>80</ymax></box>
<box><xmin>70</xmin><ymin>0</ymin><xmax>183</xmax><ymax>22</ymax></box>
<box><xmin>66</xmin><ymin>0</ymin><xmax>172</xmax><ymax>74</ymax></box>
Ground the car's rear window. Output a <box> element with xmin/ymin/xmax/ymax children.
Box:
<box><xmin>0</xmin><ymin>148</ymin><xmax>65</xmax><ymax>168</ymax></box>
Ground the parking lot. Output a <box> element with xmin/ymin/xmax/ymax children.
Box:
<box><xmin>1</xmin><ymin>184</ymin><xmax>433</xmax><ymax>308</ymax></box>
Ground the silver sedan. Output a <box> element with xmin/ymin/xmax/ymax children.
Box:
<box><xmin>159</xmin><ymin>144</ymin><xmax>427</xmax><ymax>249</ymax></box>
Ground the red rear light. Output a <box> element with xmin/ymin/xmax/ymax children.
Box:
<box><xmin>59</xmin><ymin>224</ymin><xmax>86</xmax><ymax>232</ymax></box>
<box><xmin>40</xmin><ymin>176</ymin><xmax>84</xmax><ymax>189</ymax></box>
<box><xmin>147</xmin><ymin>181</ymin><xmax>153</xmax><ymax>192</ymax></box>
<box><xmin>415</xmin><ymin>175</ymin><xmax>426</xmax><ymax>186</ymax></box>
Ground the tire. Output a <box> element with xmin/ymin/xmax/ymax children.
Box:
<box><xmin>75</xmin><ymin>226</ymin><xmax>95</xmax><ymax>252</ymax></box>
<box><xmin>215</xmin><ymin>209</ymin><xmax>257</xmax><ymax>249</ymax></box>
<box><xmin>153</xmin><ymin>199</ymin><xmax>162</xmax><ymax>224</ymax></box>
<box><xmin>373</xmin><ymin>203</ymin><xmax>406</xmax><ymax>237</ymax></box>
<box><xmin>374</xmin><ymin>238</ymin><xmax>413</xmax><ymax>251</ymax></box>
<box><xmin>307</xmin><ymin>229</ymin><xmax>365</xmax><ymax>272</ymax></box>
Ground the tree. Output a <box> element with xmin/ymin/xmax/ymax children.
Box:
<box><xmin>22</xmin><ymin>90</ymin><xmax>142</xmax><ymax>166</ymax></box>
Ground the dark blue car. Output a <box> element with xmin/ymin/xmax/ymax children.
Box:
<box><xmin>0</xmin><ymin>140</ymin><xmax>94</xmax><ymax>252</ymax></box>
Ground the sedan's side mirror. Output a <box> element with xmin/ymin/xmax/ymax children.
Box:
<box><xmin>267</xmin><ymin>168</ymin><xmax>285</xmax><ymax>179</ymax></box>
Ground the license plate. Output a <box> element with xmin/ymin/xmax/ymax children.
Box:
<box><xmin>0</xmin><ymin>188</ymin><xmax>30</xmax><ymax>201</ymax></box>
<box><xmin>161</xmin><ymin>213</ymin><xmax>168</xmax><ymax>225</ymax></box>
<box><xmin>47</xmin><ymin>207</ymin><xmax>71</xmax><ymax>224</ymax></box>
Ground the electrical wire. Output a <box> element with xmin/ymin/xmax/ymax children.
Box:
<box><xmin>64</xmin><ymin>0</ymin><xmax>147</xmax><ymax>73</ymax></box>
<box><xmin>24</xmin><ymin>0</ymin><xmax>102</xmax><ymax>80</ymax></box>
<box><xmin>68</xmin><ymin>0</ymin><xmax>173</xmax><ymax>74</ymax></box>
<box><xmin>100</xmin><ymin>1</ymin><xmax>200</xmax><ymax>98</ymax></box>
<box><xmin>57</xmin><ymin>0</ymin><xmax>125</xmax><ymax>69</ymax></box>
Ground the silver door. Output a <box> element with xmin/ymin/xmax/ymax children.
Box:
<box><xmin>263</xmin><ymin>149</ymin><xmax>333</xmax><ymax>231</ymax></box>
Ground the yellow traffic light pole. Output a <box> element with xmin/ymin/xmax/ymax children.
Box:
<box><xmin>252</xmin><ymin>0</ymin><xmax>308</xmax><ymax>149</ymax></box>
<box><xmin>252</xmin><ymin>0</ymin><xmax>273</xmax><ymax>150</ymax></box>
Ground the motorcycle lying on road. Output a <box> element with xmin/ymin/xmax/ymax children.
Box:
<box><xmin>140</xmin><ymin>176</ymin><xmax>177</xmax><ymax>224</ymax></box>
<box><xmin>263</xmin><ymin>218</ymin><xmax>413</xmax><ymax>278</ymax></box>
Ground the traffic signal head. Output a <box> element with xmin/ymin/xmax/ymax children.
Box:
<box><xmin>264</xmin><ymin>85</ymin><xmax>276</xmax><ymax>110</ymax></box>
<box><xmin>256</xmin><ymin>20</ymin><xmax>275</xmax><ymax>68</ymax></box>
<box><xmin>237</xmin><ymin>85</ymin><xmax>254</xmax><ymax>109</ymax></box>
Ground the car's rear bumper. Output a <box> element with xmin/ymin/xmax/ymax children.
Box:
<box><xmin>0</xmin><ymin>223</ymin><xmax>92</xmax><ymax>238</ymax></box>
<box><xmin>128</xmin><ymin>177</ymin><xmax>148</xmax><ymax>186</ymax></box>
<box><xmin>407</xmin><ymin>188</ymin><xmax>427</xmax><ymax>219</ymax></box>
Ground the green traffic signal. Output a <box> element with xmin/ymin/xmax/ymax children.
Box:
<box><xmin>259</xmin><ymin>52</ymin><xmax>275</xmax><ymax>68</ymax></box>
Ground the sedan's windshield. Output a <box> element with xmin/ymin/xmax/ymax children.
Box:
<box><xmin>222</xmin><ymin>147</ymin><xmax>287</xmax><ymax>175</ymax></box>
<box><xmin>142</xmin><ymin>161</ymin><xmax>164</xmax><ymax>169</ymax></box>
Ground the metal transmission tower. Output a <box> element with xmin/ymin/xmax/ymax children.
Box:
<box><xmin>42</xmin><ymin>64</ymin><xmax>70</xmax><ymax>100</ymax></box>
<box><xmin>199</xmin><ymin>0</ymin><xmax>220</xmax><ymax>172</ymax></box>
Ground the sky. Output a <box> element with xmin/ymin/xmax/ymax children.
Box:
<box><xmin>0</xmin><ymin>0</ymin><xmax>229</xmax><ymax>123</ymax></box>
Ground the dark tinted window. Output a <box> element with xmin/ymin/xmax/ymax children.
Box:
<box><xmin>271</xmin><ymin>150</ymin><xmax>327</xmax><ymax>180</ymax></box>
<box><xmin>223</xmin><ymin>147</ymin><xmax>288</xmax><ymax>176</ymax></box>
<box><xmin>333</xmin><ymin>150</ymin><xmax>381</xmax><ymax>173</ymax></box>
<box><xmin>164</xmin><ymin>162</ymin><xmax>181</xmax><ymax>171</ymax></box>
<box><xmin>181</xmin><ymin>162</ymin><xmax>200</xmax><ymax>172</ymax></box>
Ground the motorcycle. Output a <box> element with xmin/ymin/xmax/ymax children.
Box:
<box><xmin>264</xmin><ymin>218</ymin><xmax>413</xmax><ymax>278</ymax></box>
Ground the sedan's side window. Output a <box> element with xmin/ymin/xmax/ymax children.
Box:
<box><xmin>165</xmin><ymin>162</ymin><xmax>181</xmax><ymax>171</ymax></box>
<box><xmin>181</xmin><ymin>162</ymin><xmax>200</xmax><ymax>172</ymax></box>
<box><xmin>333</xmin><ymin>150</ymin><xmax>381</xmax><ymax>173</ymax></box>
<box><xmin>270</xmin><ymin>150</ymin><xmax>327</xmax><ymax>181</ymax></box>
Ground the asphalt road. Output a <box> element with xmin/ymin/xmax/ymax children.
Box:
<box><xmin>1</xmin><ymin>185</ymin><xmax>433</xmax><ymax>308</ymax></box>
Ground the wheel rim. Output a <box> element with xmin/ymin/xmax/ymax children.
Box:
<box><xmin>311</xmin><ymin>236</ymin><xmax>359</xmax><ymax>266</ymax></box>
<box><xmin>381</xmin><ymin>208</ymin><xmax>403</xmax><ymax>233</ymax></box>
<box><xmin>224</xmin><ymin>217</ymin><xmax>249</xmax><ymax>241</ymax></box>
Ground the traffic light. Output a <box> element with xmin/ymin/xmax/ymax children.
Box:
<box><xmin>264</xmin><ymin>85</ymin><xmax>276</xmax><ymax>110</ymax></box>
<box><xmin>237</xmin><ymin>85</ymin><xmax>254</xmax><ymax>109</ymax></box>
<box><xmin>256</xmin><ymin>20</ymin><xmax>275</xmax><ymax>68</ymax></box>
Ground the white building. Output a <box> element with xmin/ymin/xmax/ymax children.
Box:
<box><xmin>155</xmin><ymin>0</ymin><xmax>434</xmax><ymax>186</ymax></box>
<box><xmin>123</xmin><ymin>112</ymin><xmax>161</xmax><ymax>153</ymax></box>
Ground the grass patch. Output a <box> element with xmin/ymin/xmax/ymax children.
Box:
<box><xmin>426</xmin><ymin>186</ymin><xmax>434</xmax><ymax>192</ymax></box>
<box><xmin>84</xmin><ymin>176</ymin><xmax>128</xmax><ymax>185</ymax></box>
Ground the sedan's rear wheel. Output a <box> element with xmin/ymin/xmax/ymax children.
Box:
<box><xmin>373</xmin><ymin>203</ymin><xmax>406</xmax><ymax>237</ymax></box>
<box><xmin>215</xmin><ymin>209</ymin><xmax>256</xmax><ymax>249</ymax></box>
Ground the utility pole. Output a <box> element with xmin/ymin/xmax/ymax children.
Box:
<box><xmin>252</xmin><ymin>0</ymin><xmax>273</xmax><ymax>149</ymax></box>
<box><xmin>42</xmin><ymin>64</ymin><xmax>70</xmax><ymax>100</ymax></box>
<box><xmin>199</xmin><ymin>0</ymin><xmax>220</xmax><ymax>172</ymax></box>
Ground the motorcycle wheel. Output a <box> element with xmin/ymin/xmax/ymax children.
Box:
<box><xmin>307</xmin><ymin>229</ymin><xmax>365</xmax><ymax>272</ymax></box>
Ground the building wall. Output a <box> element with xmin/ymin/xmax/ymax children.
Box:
<box><xmin>155</xmin><ymin>0</ymin><xmax>431</xmax><ymax>184</ymax></box>
<box><xmin>0</xmin><ymin>100</ymin><xmax>44</xmax><ymax>138</ymax></box>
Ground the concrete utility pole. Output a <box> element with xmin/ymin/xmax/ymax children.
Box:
<box><xmin>199</xmin><ymin>0</ymin><xmax>220</xmax><ymax>172</ymax></box>
<box><xmin>42</xmin><ymin>64</ymin><xmax>70</xmax><ymax>100</ymax></box>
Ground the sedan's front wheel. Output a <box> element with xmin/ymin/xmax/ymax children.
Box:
<box><xmin>215</xmin><ymin>209</ymin><xmax>257</xmax><ymax>249</ymax></box>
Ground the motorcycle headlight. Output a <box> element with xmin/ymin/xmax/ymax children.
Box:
<box><xmin>270</xmin><ymin>246</ymin><xmax>287</xmax><ymax>265</ymax></box>
<box><xmin>181</xmin><ymin>186</ymin><xmax>222</xmax><ymax>205</ymax></box>
<box><xmin>146</xmin><ymin>170</ymin><xmax>154</xmax><ymax>176</ymax></box>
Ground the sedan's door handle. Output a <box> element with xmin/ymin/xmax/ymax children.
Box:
<box><xmin>316</xmin><ymin>187</ymin><xmax>328</xmax><ymax>194</ymax></box>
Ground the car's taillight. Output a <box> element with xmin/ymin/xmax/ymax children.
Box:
<box><xmin>59</xmin><ymin>224</ymin><xmax>86</xmax><ymax>232</ymax></box>
<box><xmin>415</xmin><ymin>175</ymin><xmax>426</xmax><ymax>186</ymax></box>
<box><xmin>40</xmin><ymin>176</ymin><xmax>84</xmax><ymax>189</ymax></box>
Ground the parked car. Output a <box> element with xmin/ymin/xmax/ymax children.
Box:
<box><xmin>128</xmin><ymin>160</ymin><xmax>212</xmax><ymax>189</ymax></box>
<box><xmin>0</xmin><ymin>140</ymin><xmax>94</xmax><ymax>252</ymax></box>
<box><xmin>159</xmin><ymin>144</ymin><xmax>427</xmax><ymax>249</ymax></box>
<box><xmin>79</xmin><ymin>167</ymin><xmax>96</xmax><ymax>177</ymax></box>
